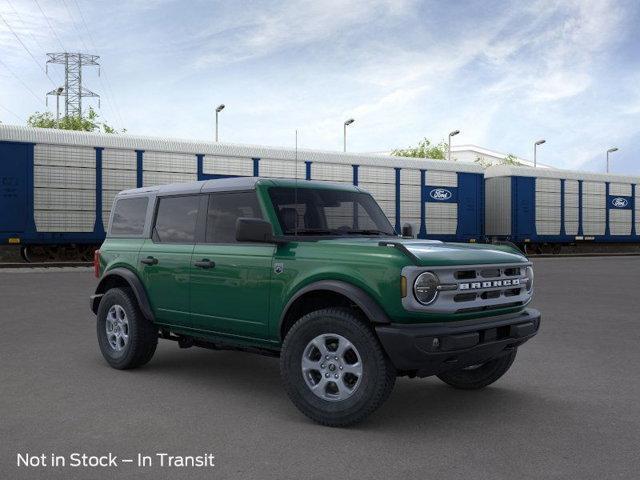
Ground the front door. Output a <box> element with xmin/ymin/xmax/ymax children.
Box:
<box><xmin>139</xmin><ymin>194</ymin><xmax>201</xmax><ymax>328</ymax></box>
<box><xmin>190</xmin><ymin>191</ymin><xmax>274</xmax><ymax>338</ymax></box>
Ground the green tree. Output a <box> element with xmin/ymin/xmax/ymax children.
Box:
<box><xmin>474</xmin><ymin>156</ymin><xmax>492</xmax><ymax>168</ymax></box>
<box><xmin>27</xmin><ymin>107</ymin><xmax>124</xmax><ymax>133</ymax></box>
<box><xmin>391</xmin><ymin>138</ymin><xmax>449</xmax><ymax>160</ymax></box>
<box><xmin>502</xmin><ymin>153</ymin><xmax>522</xmax><ymax>165</ymax></box>
<box><xmin>474</xmin><ymin>153</ymin><xmax>523</xmax><ymax>169</ymax></box>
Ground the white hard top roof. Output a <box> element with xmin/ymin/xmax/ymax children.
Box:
<box><xmin>117</xmin><ymin>177</ymin><xmax>362</xmax><ymax>197</ymax></box>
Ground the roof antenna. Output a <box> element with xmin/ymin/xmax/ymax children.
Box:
<box><xmin>294</xmin><ymin>129</ymin><xmax>298</xmax><ymax>237</ymax></box>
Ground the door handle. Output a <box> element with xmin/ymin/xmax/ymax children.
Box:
<box><xmin>140</xmin><ymin>256</ymin><xmax>158</xmax><ymax>265</ymax></box>
<box><xmin>194</xmin><ymin>259</ymin><xmax>215</xmax><ymax>269</ymax></box>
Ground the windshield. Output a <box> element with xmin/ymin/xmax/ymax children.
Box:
<box><xmin>268</xmin><ymin>187</ymin><xmax>396</xmax><ymax>236</ymax></box>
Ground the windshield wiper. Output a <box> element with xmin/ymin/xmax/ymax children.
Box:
<box><xmin>345</xmin><ymin>229</ymin><xmax>392</xmax><ymax>236</ymax></box>
<box><xmin>287</xmin><ymin>228</ymin><xmax>339</xmax><ymax>236</ymax></box>
<box><xmin>285</xmin><ymin>228</ymin><xmax>393</xmax><ymax>236</ymax></box>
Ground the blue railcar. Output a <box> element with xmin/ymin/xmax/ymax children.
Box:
<box><xmin>0</xmin><ymin>125</ymin><xmax>484</xmax><ymax>260</ymax></box>
<box><xmin>485</xmin><ymin>165</ymin><xmax>640</xmax><ymax>253</ymax></box>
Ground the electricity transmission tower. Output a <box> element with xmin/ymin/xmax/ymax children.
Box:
<box><xmin>46</xmin><ymin>53</ymin><xmax>100</xmax><ymax>118</ymax></box>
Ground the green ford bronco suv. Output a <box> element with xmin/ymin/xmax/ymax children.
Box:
<box><xmin>91</xmin><ymin>177</ymin><xmax>540</xmax><ymax>426</ymax></box>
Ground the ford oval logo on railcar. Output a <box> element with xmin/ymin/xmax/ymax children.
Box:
<box><xmin>429</xmin><ymin>188</ymin><xmax>452</xmax><ymax>201</ymax></box>
<box><xmin>611</xmin><ymin>197</ymin><xmax>629</xmax><ymax>208</ymax></box>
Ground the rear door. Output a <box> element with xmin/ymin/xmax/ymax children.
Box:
<box><xmin>190</xmin><ymin>191</ymin><xmax>274</xmax><ymax>338</ymax></box>
<box><xmin>139</xmin><ymin>194</ymin><xmax>202</xmax><ymax>328</ymax></box>
<box><xmin>0</xmin><ymin>142</ymin><xmax>29</xmax><ymax>233</ymax></box>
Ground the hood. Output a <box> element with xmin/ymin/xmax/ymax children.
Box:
<box><xmin>315</xmin><ymin>237</ymin><xmax>528</xmax><ymax>266</ymax></box>
<box><xmin>396</xmin><ymin>240</ymin><xmax>528</xmax><ymax>266</ymax></box>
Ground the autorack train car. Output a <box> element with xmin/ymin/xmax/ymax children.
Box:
<box><xmin>0</xmin><ymin>125</ymin><xmax>485</xmax><ymax>261</ymax></box>
<box><xmin>485</xmin><ymin>165</ymin><xmax>640</xmax><ymax>254</ymax></box>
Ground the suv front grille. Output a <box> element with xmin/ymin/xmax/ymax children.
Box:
<box><xmin>455</xmin><ymin>301</ymin><xmax>526</xmax><ymax>314</ymax></box>
<box><xmin>479</xmin><ymin>268</ymin><xmax>501</xmax><ymax>278</ymax></box>
<box><xmin>402</xmin><ymin>262</ymin><xmax>532</xmax><ymax>314</ymax></box>
<box><xmin>454</xmin><ymin>270</ymin><xmax>476</xmax><ymax>280</ymax></box>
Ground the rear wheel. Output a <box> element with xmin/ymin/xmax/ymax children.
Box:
<box><xmin>280</xmin><ymin>308</ymin><xmax>396</xmax><ymax>427</ymax></box>
<box><xmin>96</xmin><ymin>287</ymin><xmax>158</xmax><ymax>369</ymax></box>
<box><xmin>436</xmin><ymin>349</ymin><xmax>517</xmax><ymax>390</ymax></box>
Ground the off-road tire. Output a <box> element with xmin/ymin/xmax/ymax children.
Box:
<box><xmin>437</xmin><ymin>348</ymin><xmax>517</xmax><ymax>390</ymax></box>
<box><xmin>97</xmin><ymin>287</ymin><xmax>158</xmax><ymax>370</ymax></box>
<box><xmin>280</xmin><ymin>307</ymin><xmax>396</xmax><ymax>427</ymax></box>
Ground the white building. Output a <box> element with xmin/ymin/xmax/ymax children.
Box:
<box><xmin>370</xmin><ymin>145</ymin><xmax>553</xmax><ymax>169</ymax></box>
<box><xmin>450</xmin><ymin>145</ymin><xmax>552</xmax><ymax>169</ymax></box>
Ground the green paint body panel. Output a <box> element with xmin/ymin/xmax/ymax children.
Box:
<box><xmin>138</xmin><ymin>239</ymin><xmax>194</xmax><ymax>327</ymax></box>
<box><xmin>190</xmin><ymin>243</ymin><xmax>275</xmax><ymax>337</ymax></box>
<box><xmin>97</xmin><ymin>178</ymin><xmax>531</xmax><ymax>348</ymax></box>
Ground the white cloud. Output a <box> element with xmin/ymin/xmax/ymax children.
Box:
<box><xmin>528</xmin><ymin>72</ymin><xmax>592</xmax><ymax>102</ymax></box>
<box><xmin>192</xmin><ymin>0</ymin><xmax>414</xmax><ymax>68</ymax></box>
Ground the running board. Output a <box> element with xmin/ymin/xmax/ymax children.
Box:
<box><xmin>160</xmin><ymin>330</ymin><xmax>279</xmax><ymax>357</ymax></box>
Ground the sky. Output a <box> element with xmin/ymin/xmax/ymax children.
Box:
<box><xmin>1</xmin><ymin>0</ymin><xmax>639</xmax><ymax>174</ymax></box>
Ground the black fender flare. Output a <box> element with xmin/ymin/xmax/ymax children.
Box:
<box><xmin>91</xmin><ymin>267</ymin><xmax>155</xmax><ymax>322</ymax></box>
<box><xmin>279</xmin><ymin>280</ymin><xmax>391</xmax><ymax>334</ymax></box>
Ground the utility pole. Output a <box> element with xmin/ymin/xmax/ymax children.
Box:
<box><xmin>46</xmin><ymin>53</ymin><xmax>100</xmax><ymax>118</ymax></box>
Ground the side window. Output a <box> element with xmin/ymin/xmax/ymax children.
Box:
<box><xmin>205</xmin><ymin>192</ymin><xmax>262</xmax><ymax>243</ymax></box>
<box><xmin>110</xmin><ymin>197</ymin><xmax>148</xmax><ymax>236</ymax></box>
<box><xmin>324</xmin><ymin>202</ymin><xmax>354</xmax><ymax>230</ymax></box>
<box><xmin>153</xmin><ymin>195</ymin><xmax>200</xmax><ymax>244</ymax></box>
<box><xmin>274</xmin><ymin>203</ymin><xmax>308</xmax><ymax>232</ymax></box>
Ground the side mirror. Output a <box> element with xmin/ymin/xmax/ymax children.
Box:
<box><xmin>236</xmin><ymin>217</ymin><xmax>274</xmax><ymax>243</ymax></box>
<box><xmin>401</xmin><ymin>223</ymin><xmax>413</xmax><ymax>238</ymax></box>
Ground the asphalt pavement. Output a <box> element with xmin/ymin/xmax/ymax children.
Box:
<box><xmin>1</xmin><ymin>257</ymin><xmax>639</xmax><ymax>479</ymax></box>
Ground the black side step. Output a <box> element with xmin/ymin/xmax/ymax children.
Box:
<box><xmin>159</xmin><ymin>330</ymin><xmax>279</xmax><ymax>357</ymax></box>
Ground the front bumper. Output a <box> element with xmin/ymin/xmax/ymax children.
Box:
<box><xmin>375</xmin><ymin>308</ymin><xmax>541</xmax><ymax>377</ymax></box>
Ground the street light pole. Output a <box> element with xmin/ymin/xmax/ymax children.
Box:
<box><xmin>343</xmin><ymin>118</ymin><xmax>355</xmax><ymax>152</ymax></box>
<box><xmin>215</xmin><ymin>104</ymin><xmax>225</xmax><ymax>142</ymax></box>
<box><xmin>55</xmin><ymin>87</ymin><xmax>64</xmax><ymax>127</ymax></box>
<box><xmin>534</xmin><ymin>139</ymin><xmax>546</xmax><ymax>167</ymax></box>
<box><xmin>448</xmin><ymin>130</ymin><xmax>460</xmax><ymax>161</ymax></box>
<box><xmin>606</xmin><ymin>147</ymin><xmax>618</xmax><ymax>173</ymax></box>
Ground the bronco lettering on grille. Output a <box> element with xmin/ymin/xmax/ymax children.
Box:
<box><xmin>459</xmin><ymin>278</ymin><xmax>520</xmax><ymax>290</ymax></box>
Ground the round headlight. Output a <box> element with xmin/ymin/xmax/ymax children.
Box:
<box><xmin>524</xmin><ymin>266</ymin><xmax>534</xmax><ymax>292</ymax></box>
<box><xmin>414</xmin><ymin>272</ymin><xmax>439</xmax><ymax>305</ymax></box>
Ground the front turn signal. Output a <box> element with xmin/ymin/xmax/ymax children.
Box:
<box><xmin>400</xmin><ymin>276</ymin><xmax>407</xmax><ymax>298</ymax></box>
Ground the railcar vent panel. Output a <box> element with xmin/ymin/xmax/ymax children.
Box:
<box><xmin>259</xmin><ymin>158</ymin><xmax>305</xmax><ymax>179</ymax></box>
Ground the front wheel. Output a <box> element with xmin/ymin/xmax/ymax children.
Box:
<box><xmin>280</xmin><ymin>308</ymin><xmax>396</xmax><ymax>427</ymax></box>
<box><xmin>436</xmin><ymin>348</ymin><xmax>517</xmax><ymax>390</ymax></box>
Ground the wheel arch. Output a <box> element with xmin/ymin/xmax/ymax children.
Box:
<box><xmin>91</xmin><ymin>267</ymin><xmax>155</xmax><ymax>322</ymax></box>
<box><xmin>279</xmin><ymin>280</ymin><xmax>391</xmax><ymax>341</ymax></box>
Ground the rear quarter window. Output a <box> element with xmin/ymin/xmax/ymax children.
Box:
<box><xmin>109</xmin><ymin>197</ymin><xmax>149</xmax><ymax>236</ymax></box>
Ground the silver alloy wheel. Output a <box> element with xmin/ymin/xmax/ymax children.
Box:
<box><xmin>301</xmin><ymin>333</ymin><xmax>363</xmax><ymax>402</ymax></box>
<box><xmin>105</xmin><ymin>304</ymin><xmax>129</xmax><ymax>352</ymax></box>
